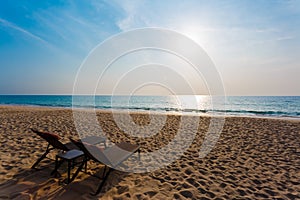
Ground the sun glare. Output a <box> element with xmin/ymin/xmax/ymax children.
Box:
<box><xmin>180</xmin><ymin>26</ymin><xmax>205</xmax><ymax>45</ymax></box>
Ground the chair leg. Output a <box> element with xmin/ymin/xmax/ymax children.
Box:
<box><xmin>69</xmin><ymin>158</ymin><xmax>85</xmax><ymax>183</ymax></box>
<box><xmin>31</xmin><ymin>147</ymin><xmax>51</xmax><ymax>169</ymax></box>
<box><xmin>102</xmin><ymin>165</ymin><xmax>107</xmax><ymax>178</ymax></box>
<box><xmin>67</xmin><ymin>160</ymin><xmax>71</xmax><ymax>183</ymax></box>
<box><xmin>84</xmin><ymin>157</ymin><xmax>88</xmax><ymax>173</ymax></box>
<box><xmin>138</xmin><ymin>149</ymin><xmax>141</xmax><ymax>161</ymax></box>
<box><xmin>51</xmin><ymin>158</ymin><xmax>64</xmax><ymax>176</ymax></box>
<box><xmin>93</xmin><ymin>167</ymin><xmax>113</xmax><ymax>195</ymax></box>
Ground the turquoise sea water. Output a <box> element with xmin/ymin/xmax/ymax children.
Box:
<box><xmin>0</xmin><ymin>95</ymin><xmax>299</xmax><ymax>118</ymax></box>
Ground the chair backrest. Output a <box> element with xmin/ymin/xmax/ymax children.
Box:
<box><xmin>69</xmin><ymin>137</ymin><xmax>110</xmax><ymax>165</ymax></box>
<box><xmin>31</xmin><ymin>128</ymin><xmax>69</xmax><ymax>151</ymax></box>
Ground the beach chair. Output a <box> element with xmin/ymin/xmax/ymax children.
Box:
<box><xmin>30</xmin><ymin>128</ymin><xmax>77</xmax><ymax>169</ymax></box>
<box><xmin>30</xmin><ymin>128</ymin><xmax>107</xmax><ymax>169</ymax></box>
<box><xmin>69</xmin><ymin>138</ymin><xmax>140</xmax><ymax>195</ymax></box>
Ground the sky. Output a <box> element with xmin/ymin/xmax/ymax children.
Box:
<box><xmin>0</xmin><ymin>0</ymin><xmax>299</xmax><ymax>95</ymax></box>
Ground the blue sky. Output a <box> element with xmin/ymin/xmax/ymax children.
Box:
<box><xmin>0</xmin><ymin>0</ymin><xmax>299</xmax><ymax>95</ymax></box>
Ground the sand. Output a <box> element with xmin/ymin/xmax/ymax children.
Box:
<box><xmin>0</xmin><ymin>105</ymin><xmax>299</xmax><ymax>199</ymax></box>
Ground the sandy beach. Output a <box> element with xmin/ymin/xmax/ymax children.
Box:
<box><xmin>0</xmin><ymin>105</ymin><xmax>299</xmax><ymax>199</ymax></box>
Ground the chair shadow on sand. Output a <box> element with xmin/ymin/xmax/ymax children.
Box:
<box><xmin>0</xmin><ymin>161</ymin><xmax>129</xmax><ymax>199</ymax></box>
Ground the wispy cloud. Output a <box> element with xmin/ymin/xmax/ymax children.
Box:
<box><xmin>254</xmin><ymin>28</ymin><xmax>278</xmax><ymax>33</ymax></box>
<box><xmin>0</xmin><ymin>18</ymin><xmax>50</xmax><ymax>46</ymax></box>
<box><xmin>30</xmin><ymin>1</ymin><xmax>118</xmax><ymax>54</ymax></box>
<box><xmin>275</xmin><ymin>36</ymin><xmax>294</xmax><ymax>41</ymax></box>
<box><xmin>114</xmin><ymin>0</ymin><xmax>150</xmax><ymax>31</ymax></box>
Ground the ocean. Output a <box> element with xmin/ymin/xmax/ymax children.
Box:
<box><xmin>0</xmin><ymin>95</ymin><xmax>299</xmax><ymax>118</ymax></box>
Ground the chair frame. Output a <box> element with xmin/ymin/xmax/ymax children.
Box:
<box><xmin>30</xmin><ymin>128</ymin><xmax>71</xmax><ymax>169</ymax></box>
<box><xmin>69</xmin><ymin>138</ymin><xmax>140</xmax><ymax>195</ymax></box>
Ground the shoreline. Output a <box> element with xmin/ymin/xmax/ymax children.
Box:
<box><xmin>1</xmin><ymin>104</ymin><xmax>299</xmax><ymax>122</ymax></box>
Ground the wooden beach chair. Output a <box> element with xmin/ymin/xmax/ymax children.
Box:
<box><xmin>69</xmin><ymin>138</ymin><xmax>140</xmax><ymax>195</ymax></box>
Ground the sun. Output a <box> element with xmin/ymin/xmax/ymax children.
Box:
<box><xmin>179</xmin><ymin>25</ymin><xmax>210</xmax><ymax>47</ymax></box>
